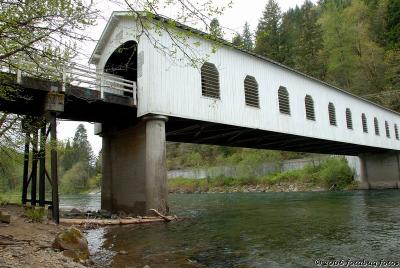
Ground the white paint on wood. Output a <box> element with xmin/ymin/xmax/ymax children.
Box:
<box><xmin>92</xmin><ymin>13</ymin><xmax>400</xmax><ymax>151</ymax></box>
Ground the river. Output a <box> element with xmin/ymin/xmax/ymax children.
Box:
<box><xmin>60</xmin><ymin>191</ymin><xmax>400</xmax><ymax>267</ymax></box>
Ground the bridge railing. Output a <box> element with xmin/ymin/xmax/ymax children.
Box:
<box><xmin>0</xmin><ymin>59</ymin><xmax>137</xmax><ymax>105</ymax></box>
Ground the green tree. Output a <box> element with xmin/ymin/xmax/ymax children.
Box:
<box><xmin>232</xmin><ymin>22</ymin><xmax>253</xmax><ymax>50</ymax></box>
<box><xmin>232</xmin><ymin>33</ymin><xmax>244</xmax><ymax>48</ymax></box>
<box><xmin>385</xmin><ymin>0</ymin><xmax>400</xmax><ymax>48</ymax></box>
<box><xmin>279</xmin><ymin>6</ymin><xmax>302</xmax><ymax>67</ymax></box>
<box><xmin>209</xmin><ymin>18</ymin><xmax>224</xmax><ymax>39</ymax></box>
<box><xmin>294</xmin><ymin>1</ymin><xmax>325</xmax><ymax>79</ymax></box>
<box><xmin>242</xmin><ymin>22</ymin><xmax>254</xmax><ymax>51</ymax></box>
<box><xmin>72</xmin><ymin>124</ymin><xmax>94</xmax><ymax>167</ymax></box>
<box><xmin>254</xmin><ymin>0</ymin><xmax>282</xmax><ymax>61</ymax></box>
<box><xmin>0</xmin><ymin>0</ymin><xmax>96</xmax><ymax>69</ymax></box>
<box><xmin>62</xmin><ymin>140</ymin><xmax>74</xmax><ymax>171</ymax></box>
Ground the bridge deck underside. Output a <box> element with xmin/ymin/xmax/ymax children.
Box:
<box><xmin>166</xmin><ymin>117</ymin><xmax>392</xmax><ymax>156</ymax></box>
<box><xmin>0</xmin><ymin>74</ymin><xmax>136</xmax><ymax>122</ymax></box>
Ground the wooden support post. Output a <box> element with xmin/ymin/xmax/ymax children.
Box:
<box><xmin>50</xmin><ymin>114</ymin><xmax>59</xmax><ymax>224</ymax></box>
<box><xmin>39</xmin><ymin>125</ymin><xmax>46</xmax><ymax>207</ymax></box>
<box><xmin>31</xmin><ymin>130</ymin><xmax>38</xmax><ymax>206</ymax></box>
<box><xmin>22</xmin><ymin>133</ymin><xmax>30</xmax><ymax>205</ymax></box>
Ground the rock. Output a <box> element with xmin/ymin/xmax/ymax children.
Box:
<box><xmin>98</xmin><ymin>209</ymin><xmax>112</xmax><ymax>218</ymax></box>
<box><xmin>118</xmin><ymin>250</ymin><xmax>128</xmax><ymax>255</ymax></box>
<box><xmin>70</xmin><ymin>208</ymin><xmax>81</xmax><ymax>214</ymax></box>
<box><xmin>118</xmin><ymin>210</ymin><xmax>127</xmax><ymax>218</ymax></box>
<box><xmin>52</xmin><ymin>227</ymin><xmax>90</xmax><ymax>262</ymax></box>
<box><xmin>0</xmin><ymin>211</ymin><xmax>11</xmax><ymax>224</ymax></box>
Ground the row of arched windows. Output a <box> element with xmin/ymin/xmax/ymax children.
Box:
<box><xmin>200</xmin><ymin>62</ymin><xmax>399</xmax><ymax>141</ymax></box>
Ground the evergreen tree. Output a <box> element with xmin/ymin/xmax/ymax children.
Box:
<box><xmin>254</xmin><ymin>0</ymin><xmax>282</xmax><ymax>61</ymax></box>
<box><xmin>231</xmin><ymin>22</ymin><xmax>253</xmax><ymax>51</ymax></box>
<box><xmin>209</xmin><ymin>18</ymin><xmax>223</xmax><ymax>39</ymax></box>
<box><xmin>279</xmin><ymin>6</ymin><xmax>302</xmax><ymax>67</ymax></box>
<box><xmin>232</xmin><ymin>33</ymin><xmax>244</xmax><ymax>48</ymax></box>
<box><xmin>242</xmin><ymin>22</ymin><xmax>254</xmax><ymax>51</ymax></box>
<box><xmin>385</xmin><ymin>0</ymin><xmax>400</xmax><ymax>48</ymax></box>
<box><xmin>62</xmin><ymin>140</ymin><xmax>74</xmax><ymax>171</ymax></box>
<box><xmin>294</xmin><ymin>1</ymin><xmax>325</xmax><ymax>79</ymax></box>
<box><xmin>72</xmin><ymin>124</ymin><xmax>94</xmax><ymax>166</ymax></box>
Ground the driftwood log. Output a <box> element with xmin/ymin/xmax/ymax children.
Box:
<box><xmin>59</xmin><ymin>210</ymin><xmax>176</xmax><ymax>226</ymax></box>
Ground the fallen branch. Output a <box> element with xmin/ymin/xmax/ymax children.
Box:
<box><xmin>149</xmin><ymin>209</ymin><xmax>172</xmax><ymax>222</ymax></box>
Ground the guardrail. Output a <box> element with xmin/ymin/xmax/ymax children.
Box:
<box><xmin>1</xmin><ymin>60</ymin><xmax>137</xmax><ymax>105</ymax></box>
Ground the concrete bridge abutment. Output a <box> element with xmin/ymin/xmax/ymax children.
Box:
<box><xmin>358</xmin><ymin>152</ymin><xmax>400</xmax><ymax>190</ymax></box>
<box><xmin>100</xmin><ymin>115</ymin><xmax>168</xmax><ymax>215</ymax></box>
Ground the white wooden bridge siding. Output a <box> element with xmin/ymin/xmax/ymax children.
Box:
<box><xmin>93</xmin><ymin>14</ymin><xmax>400</xmax><ymax>151</ymax></box>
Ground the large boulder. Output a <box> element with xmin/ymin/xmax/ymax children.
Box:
<box><xmin>52</xmin><ymin>227</ymin><xmax>90</xmax><ymax>262</ymax></box>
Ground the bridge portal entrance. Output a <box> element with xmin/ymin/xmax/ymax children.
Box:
<box><xmin>104</xmin><ymin>40</ymin><xmax>137</xmax><ymax>97</ymax></box>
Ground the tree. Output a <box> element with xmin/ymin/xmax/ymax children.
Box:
<box><xmin>231</xmin><ymin>22</ymin><xmax>253</xmax><ymax>50</ymax></box>
<box><xmin>279</xmin><ymin>6</ymin><xmax>302</xmax><ymax>67</ymax></box>
<box><xmin>72</xmin><ymin>124</ymin><xmax>94</xmax><ymax>167</ymax></box>
<box><xmin>0</xmin><ymin>0</ymin><xmax>97</xmax><ymax>68</ymax></box>
<box><xmin>385</xmin><ymin>0</ymin><xmax>400</xmax><ymax>48</ymax></box>
<box><xmin>62</xmin><ymin>140</ymin><xmax>74</xmax><ymax>171</ymax></box>
<box><xmin>0</xmin><ymin>0</ymin><xmax>98</xmax><ymax>152</ymax></box>
<box><xmin>232</xmin><ymin>33</ymin><xmax>244</xmax><ymax>48</ymax></box>
<box><xmin>209</xmin><ymin>18</ymin><xmax>224</xmax><ymax>39</ymax></box>
<box><xmin>254</xmin><ymin>0</ymin><xmax>282</xmax><ymax>61</ymax></box>
<box><xmin>294</xmin><ymin>1</ymin><xmax>325</xmax><ymax>79</ymax></box>
<box><xmin>242</xmin><ymin>22</ymin><xmax>254</xmax><ymax>51</ymax></box>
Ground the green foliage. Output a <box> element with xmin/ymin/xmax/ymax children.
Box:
<box><xmin>209</xmin><ymin>18</ymin><xmax>223</xmax><ymax>39</ymax></box>
<box><xmin>88</xmin><ymin>174</ymin><xmax>101</xmax><ymax>190</ymax></box>
<box><xmin>255</xmin><ymin>0</ymin><xmax>282</xmax><ymax>61</ymax></box>
<box><xmin>61</xmin><ymin>161</ymin><xmax>89</xmax><ymax>194</ymax></box>
<box><xmin>385</xmin><ymin>0</ymin><xmax>400</xmax><ymax>48</ymax></box>
<box><xmin>252</xmin><ymin>0</ymin><xmax>398</xmax><ymax>110</ymax></box>
<box><xmin>169</xmin><ymin>157</ymin><xmax>355</xmax><ymax>192</ymax></box>
<box><xmin>166</xmin><ymin>142</ymin><xmax>304</xmax><ymax>170</ymax></box>
<box><xmin>24</xmin><ymin>207</ymin><xmax>45</xmax><ymax>222</ymax></box>
<box><xmin>232</xmin><ymin>22</ymin><xmax>254</xmax><ymax>51</ymax></box>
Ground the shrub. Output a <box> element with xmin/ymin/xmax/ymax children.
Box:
<box><xmin>24</xmin><ymin>207</ymin><xmax>45</xmax><ymax>222</ymax></box>
<box><xmin>318</xmin><ymin>157</ymin><xmax>354</xmax><ymax>189</ymax></box>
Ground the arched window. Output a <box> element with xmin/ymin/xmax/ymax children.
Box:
<box><xmin>395</xmin><ymin>124</ymin><xmax>399</xmax><ymax>140</ymax></box>
<box><xmin>278</xmin><ymin>86</ymin><xmax>290</xmax><ymax>115</ymax></box>
<box><xmin>305</xmin><ymin>95</ymin><xmax>315</xmax><ymax>121</ymax></box>
<box><xmin>385</xmin><ymin>121</ymin><xmax>390</xmax><ymax>138</ymax></box>
<box><xmin>201</xmin><ymin>62</ymin><xmax>220</xmax><ymax>99</ymax></box>
<box><xmin>374</xmin><ymin>117</ymin><xmax>380</xmax><ymax>136</ymax></box>
<box><xmin>328</xmin><ymin>102</ymin><xmax>336</xmax><ymax>126</ymax></box>
<box><xmin>362</xmin><ymin>113</ymin><xmax>368</xmax><ymax>133</ymax></box>
<box><xmin>244</xmin><ymin>75</ymin><xmax>259</xmax><ymax>108</ymax></box>
<box><xmin>346</xmin><ymin>108</ymin><xmax>353</xmax><ymax>130</ymax></box>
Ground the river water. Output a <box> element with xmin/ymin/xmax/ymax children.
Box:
<box><xmin>61</xmin><ymin>191</ymin><xmax>400</xmax><ymax>267</ymax></box>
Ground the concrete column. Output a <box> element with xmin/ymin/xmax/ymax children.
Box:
<box><xmin>358</xmin><ymin>152</ymin><xmax>400</xmax><ymax>189</ymax></box>
<box><xmin>101</xmin><ymin>135</ymin><xmax>113</xmax><ymax>211</ymax></box>
<box><xmin>144</xmin><ymin>116</ymin><xmax>169</xmax><ymax>214</ymax></box>
<box><xmin>358</xmin><ymin>154</ymin><xmax>370</xmax><ymax>190</ymax></box>
<box><xmin>101</xmin><ymin>115</ymin><xmax>168</xmax><ymax>215</ymax></box>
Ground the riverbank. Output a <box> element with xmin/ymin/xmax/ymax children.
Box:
<box><xmin>0</xmin><ymin>205</ymin><xmax>92</xmax><ymax>268</ymax></box>
<box><xmin>168</xmin><ymin>157</ymin><xmax>358</xmax><ymax>193</ymax></box>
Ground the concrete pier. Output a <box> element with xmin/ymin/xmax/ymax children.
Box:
<box><xmin>100</xmin><ymin>115</ymin><xmax>168</xmax><ymax>215</ymax></box>
<box><xmin>358</xmin><ymin>152</ymin><xmax>400</xmax><ymax>189</ymax></box>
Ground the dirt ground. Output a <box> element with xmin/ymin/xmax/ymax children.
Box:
<box><xmin>0</xmin><ymin>204</ymin><xmax>90</xmax><ymax>268</ymax></box>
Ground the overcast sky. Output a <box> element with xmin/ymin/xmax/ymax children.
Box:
<box><xmin>58</xmin><ymin>0</ymin><xmax>311</xmax><ymax>155</ymax></box>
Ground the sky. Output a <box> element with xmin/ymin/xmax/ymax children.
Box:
<box><xmin>58</xmin><ymin>0</ymin><xmax>311</xmax><ymax>155</ymax></box>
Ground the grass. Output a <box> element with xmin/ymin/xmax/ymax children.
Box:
<box><xmin>24</xmin><ymin>206</ymin><xmax>45</xmax><ymax>222</ymax></box>
<box><xmin>168</xmin><ymin>157</ymin><xmax>356</xmax><ymax>193</ymax></box>
<box><xmin>0</xmin><ymin>191</ymin><xmax>21</xmax><ymax>205</ymax></box>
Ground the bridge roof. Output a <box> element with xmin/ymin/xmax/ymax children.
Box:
<box><xmin>90</xmin><ymin>11</ymin><xmax>399</xmax><ymax>116</ymax></box>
